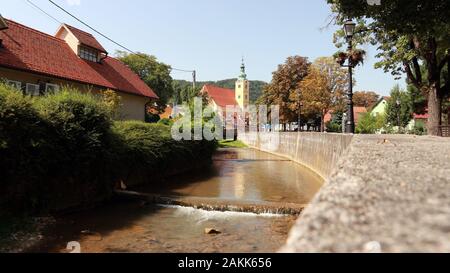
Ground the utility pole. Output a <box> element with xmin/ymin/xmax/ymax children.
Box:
<box><xmin>192</xmin><ymin>70</ymin><xmax>197</xmax><ymax>90</ymax></box>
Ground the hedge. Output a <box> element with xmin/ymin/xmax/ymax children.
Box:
<box><xmin>0</xmin><ymin>84</ymin><xmax>217</xmax><ymax>214</ymax></box>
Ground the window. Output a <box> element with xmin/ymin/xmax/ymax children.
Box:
<box><xmin>45</xmin><ymin>83</ymin><xmax>59</xmax><ymax>93</ymax></box>
<box><xmin>79</xmin><ymin>46</ymin><xmax>98</xmax><ymax>62</ymax></box>
<box><xmin>7</xmin><ymin>80</ymin><xmax>21</xmax><ymax>90</ymax></box>
<box><xmin>25</xmin><ymin>83</ymin><xmax>40</xmax><ymax>96</ymax></box>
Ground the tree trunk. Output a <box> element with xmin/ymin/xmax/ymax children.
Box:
<box><xmin>320</xmin><ymin>114</ymin><xmax>325</xmax><ymax>133</ymax></box>
<box><xmin>427</xmin><ymin>85</ymin><xmax>442</xmax><ymax>136</ymax></box>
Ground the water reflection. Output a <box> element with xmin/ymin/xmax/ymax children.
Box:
<box><xmin>141</xmin><ymin>148</ymin><xmax>324</xmax><ymax>205</ymax></box>
<box><xmin>30</xmin><ymin>148</ymin><xmax>323</xmax><ymax>253</ymax></box>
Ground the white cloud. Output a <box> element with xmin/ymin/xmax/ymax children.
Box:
<box><xmin>66</xmin><ymin>0</ymin><xmax>81</xmax><ymax>6</ymax></box>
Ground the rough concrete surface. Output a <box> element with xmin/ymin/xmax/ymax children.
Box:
<box><xmin>280</xmin><ymin>135</ymin><xmax>450</xmax><ymax>253</ymax></box>
<box><xmin>240</xmin><ymin>132</ymin><xmax>353</xmax><ymax>179</ymax></box>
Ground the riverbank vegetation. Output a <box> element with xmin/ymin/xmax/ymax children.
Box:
<box><xmin>0</xmin><ymin>84</ymin><xmax>217</xmax><ymax>216</ymax></box>
<box><xmin>219</xmin><ymin>140</ymin><xmax>248</xmax><ymax>149</ymax></box>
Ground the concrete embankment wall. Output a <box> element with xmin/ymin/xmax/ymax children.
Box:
<box><xmin>242</xmin><ymin>133</ymin><xmax>450</xmax><ymax>253</ymax></box>
<box><xmin>239</xmin><ymin>132</ymin><xmax>354</xmax><ymax>179</ymax></box>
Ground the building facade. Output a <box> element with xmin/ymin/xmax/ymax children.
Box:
<box><xmin>201</xmin><ymin>60</ymin><xmax>250</xmax><ymax>116</ymax></box>
<box><xmin>0</xmin><ymin>18</ymin><xmax>158</xmax><ymax>121</ymax></box>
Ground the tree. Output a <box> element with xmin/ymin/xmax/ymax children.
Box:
<box><xmin>356</xmin><ymin>113</ymin><xmax>386</xmax><ymax>134</ymax></box>
<box><xmin>328</xmin><ymin>0</ymin><xmax>450</xmax><ymax>135</ymax></box>
<box><xmin>385</xmin><ymin>85</ymin><xmax>413</xmax><ymax>130</ymax></box>
<box><xmin>116</xmin><ymin>51</ymin><xmax>174</xmax><ymax>113</ymax></box>
<box><xmin>353</xmin><ymin>91</ymin><xmax>380</xmax><ymax>108</ymax></box>
<box><xmin>101</xmin><ymin>89</ymin><xmax>122</xmax><ymax>120</ymax></box>
<box><xmin>259</xmin><ymin>56</ymin><xmax>310</xmax><ymax>127</ymax></box>
<box><xmin>172</xmin><ymin>81</ymin><xmax>201</xmax><ymax>104</ymax></box>
<box><xmin>326</xmin><ymin>111</ymin><xmax>344</xmax><ymax>133</ymax></box>
<box><xmin>296</xmin><ymin>57</ymin><xmax>347</xmax><ymax>132</ymax></box>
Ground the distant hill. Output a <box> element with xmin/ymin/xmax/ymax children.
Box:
<box><xmin>173</xmin><ymin>78</ymin><xmax>267</xmax><ymax>103</ymax></box>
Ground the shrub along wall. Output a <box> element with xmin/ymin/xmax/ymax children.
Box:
<box><xmin>0</xmin><ymin>84</ymin><xmax>216</xmax><ymax>214</ymax></box>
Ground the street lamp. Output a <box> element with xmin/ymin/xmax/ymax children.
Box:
<box><xmin>396</xmin><ymin>99</ymin><xmax>401</xmax><ymax>133</ymax></box>
<box><xmin>343</xmin><ymin>20</ymin><xmax>356</xmax><ymax>39</ymax></box>
<box><xmin>342</xmin><ymin>19</ymin><xmax>357</xmax><ymax>134</ymax></box>
<box><xmin>298</xmin><ymin>101</ymin><xmax>303</xmax><ymax>132</ymax></box>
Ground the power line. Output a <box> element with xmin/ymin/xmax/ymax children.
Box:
<box><xmin>46</xmin><ymin>0</ymin><xmax>195</xmax><ymax>75</ymax></box>
<box><xmin>24</xmin><ymin>0</ymin><xmax>61</xmax><ymax>24</ymax></box>
<box><xmin>48</xmin><ymin>0</ymin><xmax>137</xmax><ymax>54</ymax></box>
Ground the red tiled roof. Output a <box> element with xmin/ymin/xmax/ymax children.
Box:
<box><xmin>324</xmin><ymin>107</ymin><xmax>367</xmax><ymax>124</ymax></box>
<box><xmin>64</xmin><ymin>24</ymin><xmax>107</xmax><ymax>53</ymax></box>
<box><xmin>0</xmin><ymin>19</ymin><xmax>157</xmax><ymax>99</ymax></box>
<box><xmin>202</xmin><ymin>84</ymin><xmax>237</xmax><ymax>107</ymax></box>
<box><xmin>414</xmin><ymin>113</ymin><xmax>429</xmax><ymax>119</ymax></box>
<box><xmin>354</xmin><ymin>107</ymin><xmax>367</xmax><ymax>124</ymax></box>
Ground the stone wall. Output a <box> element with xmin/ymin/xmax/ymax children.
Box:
<box><xmin>241</xmin><ymin>133</ymin><xmax>450</xmax><ymax>252</ymax></box>
<box><xmin>239</xmin><ymin>132</ymin><xmax>354</xmax><ymax>179</ymax></box>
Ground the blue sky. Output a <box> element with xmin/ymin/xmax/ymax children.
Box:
<box><xmin>2</xmin><ymin>0</ymin><xmax>404</xmax><ymax>95</ymax></box>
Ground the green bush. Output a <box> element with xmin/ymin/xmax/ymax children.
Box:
<box><xmin>112</xmin><ymin>121</ymin><xmax>217</xmax><ymax>185</ymax></box>
<box><xmin>158</xmin><ymin>118</ymin><xmax>174</xmax><ymax>126</ymax></box>
<box><xmin>32</xmin><ymin>89</ymin><xmax>115</xmax><ymax>211</ymax></box>
<box><xmin>0</xmin><ymin>87</ymin><xmax>116</xmax><ymax>212</ymax></box>
<box><xmin>0</xmin><ymin>85</ymin><xmax>217</xmax><ymax>214</ymax></box>
<box><xmin>356</xmin><ymin>113</ymin><xmax>386</xmax><ymax>134</ymax></box>
<box><xmin>0</xmin><ymin>84</ymin><xmax>52</xmax><ymax>211</ymax></box>
<box><xmin>410</xmin><ymin>122</ymin><xmax>427</xmax><ymax>136</ymax></box>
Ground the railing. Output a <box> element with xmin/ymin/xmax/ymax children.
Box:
<box><xmin>440</xmin><ymin>126</ymin><xmax>450</xmax><ymax>137</ymax></box>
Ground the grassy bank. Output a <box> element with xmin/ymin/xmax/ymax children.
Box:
<box><xmin>0</xmin><ymin>84</ymin><xmax>217</xmax><ymax>216</ymax></box>
<box><xmin>219</xmin><ymin>140</ymin><xmax>248</xmax><ymax>148</ymax></box>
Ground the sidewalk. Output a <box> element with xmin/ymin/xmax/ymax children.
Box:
<box><xmin>281</xmin><ymin>135</ymin><xmax>450</xmax><ymax>253</ymax></box>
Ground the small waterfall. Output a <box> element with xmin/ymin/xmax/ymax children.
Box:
<box><xmin>115</xmin><ymin>190</ymin><xmax>305</xmax><ymax>216</ymax></box>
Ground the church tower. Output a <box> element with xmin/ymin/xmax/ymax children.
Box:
<box><xmin>235</xmin><ymin>58</ymin><xmax>250</xmax><ymax>110</ymax></box>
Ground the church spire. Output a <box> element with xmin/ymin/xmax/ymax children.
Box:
<box><xmin>239</xmin><ymin>57</ymin><xmax>247</xmax><ymax>80</ymax></box>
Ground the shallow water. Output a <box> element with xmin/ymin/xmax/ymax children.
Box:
<box><xmin>140</xmin><ymin>149</ymin><xmax>323</xmax><ymax>205</ymax></box>
<box><xmin>31</xmin><ymin>149</ymin><xmax>323</xmax><ymax>253</ymax></box>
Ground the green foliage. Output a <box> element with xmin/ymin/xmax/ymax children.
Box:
<box><xmin>259</xmin><ymin>56</ymin><xmax>311</xmax><ymax>124</ymax></box>
<box><xmin>218</xmin><ymin>140</ymin><xmax>248</xmax><ymax>149</ymax></box>
<box><xmin>117</xmin><ymin>51</ymin><xmax>173</xmax><ymax>112</ymax></box>
<box><xmin>112</xmin><ymin>121</ymin><xmax>217</xmax><ymax>184</ymax></box>
<box><xmin>329</xmin><ymin>0</ymin><xmax>450</xmax><ymax>135</ymax></box>
<box><xmin>101</xmin><ymin>89</ymin><xmax>123</xmax><ymax>120</ymax></box>
<box><xmin>0</xmin><ymin>85</ymin><xmax>217</xmax><ymax>214</ymax></box>
<box><xmin>410</xmin><ymin>122</ymin><xmax>427</xmax><ymax>136</ymax></box>
<box><xmin>0</xmin><ymin>84</ymin><xmax>51</xmax><ymax>211</ymax></box>
<box><xmin>385</xmin><ymin>85</ymin><xmax>413</xmax><ymax>128</ymax></box>
<box><xmin>1</xmin><ymin>86</ymin><xmax>115</xmax><ymax>212</ymax></box>
<box><xmin>172</xmin><ymin>81</ymin><xmax>201</xmax><ymax>104</ymax></box>
<box><xmin>158</xmin><ymin>118</ymin><xmax>174</xmax><ymax>126</ymax></box>
<box><xmin>356</xmin><ymin>113</ymin><xmax>386</xmax><ymax>134</ymax></box>
<box><xmin>326</xmin><ymin>112</ymin><xmax>343</xmax><ymax>133</ymax></box>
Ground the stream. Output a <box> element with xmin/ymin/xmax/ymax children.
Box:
<box><xmin>31</xmin><ymin>148</ymin><xmax>323</xmax><ymax>253</ymax></box>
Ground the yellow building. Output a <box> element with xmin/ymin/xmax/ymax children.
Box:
<box><xmin>0</xmin><ymin>19</ymin><xmax>158</xmax><ymax>121</ymax></box>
